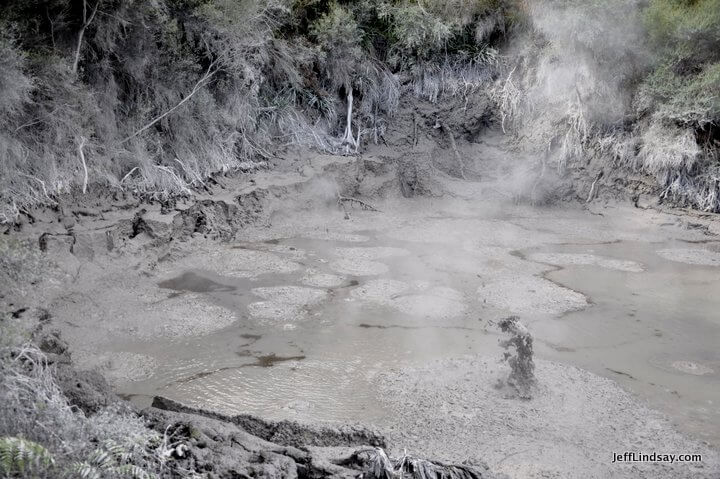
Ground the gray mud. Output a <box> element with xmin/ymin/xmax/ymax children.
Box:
<box><xmin>15</xmin><ymin>146</ymin><xmax>720</xmax><ymax>478</ymax></box>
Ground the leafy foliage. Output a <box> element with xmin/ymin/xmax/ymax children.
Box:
<box><xmin>640</xmin><ymin>0</ymin><xmax>720</xmax><ymax>127</ymax></box>
<box><xmin>69</xmin><ymin>440</ymin><xmax>155</xmax><ymax>479</ymax></box>
<box><xmin>0</xmin><ymin>437</ymin><xmax>55</xmax><ymax>476</ymax></box>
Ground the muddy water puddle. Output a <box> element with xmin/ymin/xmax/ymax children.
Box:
<box><xmin>115</xmin><ymin>208</ymin><xmax>720</xmax><ymax>445</ymax></box>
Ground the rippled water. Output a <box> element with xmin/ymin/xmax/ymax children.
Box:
<box><xmin>113</xmin><ymin>205</ymin><xmax>720</xmax><ymax>446</ymax></box>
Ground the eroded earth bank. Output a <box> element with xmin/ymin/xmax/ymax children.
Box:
<box><xmin>4</xmin><ymin>131</ymin><xmax>720</xmax><ymax>479</ymax></box>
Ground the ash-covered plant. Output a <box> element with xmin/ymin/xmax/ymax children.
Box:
<box><xmin>0</xmin><ymin>342</ymin><xmax>176</xmax><ymax>478</ymax></box>
<box><xmin>496</xmin><ymin>316</ymin><xmax>535</xmax><ymax>399</ymax></box>
<box><xmin>411</xmin><ymin>51</ymin><xmax>498</xmax><ymax>103</ymax></box>
<box><xmin>493</xmin><ymin>0</ymin><xmax>649</xmax><ymax>168</ymax></box>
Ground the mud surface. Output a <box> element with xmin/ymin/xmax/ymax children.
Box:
<box><xmin>13</xmin><ymin>141</ymin><xmax>720</xmax><ymax>478</ymax></box>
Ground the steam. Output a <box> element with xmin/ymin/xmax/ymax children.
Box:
<box><xmin>509</xmin><ymin>0</ymin><xmax>648</xmax><ymax>144</ymax></box>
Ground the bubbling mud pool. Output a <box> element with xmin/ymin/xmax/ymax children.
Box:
<box><xmin>68</xmin><ymin>200</ymin><xmax>720</xmax><ymax>453</ymax></box>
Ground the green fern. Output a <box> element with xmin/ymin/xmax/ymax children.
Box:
<box><xmin>110</xmin><ymin>464</ymin><xmax>155</xmax><ymax>479</ymax></box>
<box><xmin>69</xmin><ymin>441</ymin><xmax>155</xmax><ymax>479</ymax></box>
<box><xmin>0</xmin><ymin>436</ymin><xmax>56</xmax><ymax>476</ymax></box>
<box><xmin>69</xmin><ymin>461</ymin><xmax>103</xmax><ymax>479</ymax></box>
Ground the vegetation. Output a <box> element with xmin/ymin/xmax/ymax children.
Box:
<box><xmin>0</xmin><ymin>0</ymin><xmax>518</xmax><ymax>222</ymax></box>
<box><xmin>0</xmin><ymin>333</ymin><xmax>182</xmax><ymax>478</ymax></box>
<box><xmin>0</xmin><ymin>0</ymin><xmax>718</xmax><ymax>217</ymax></box>
<box><xmin>634</xmin><ymin>0</ymin><xmax>720</xmax><ymax>209</ymax></box>
<box><xmin>491</xmin><ymin>0</ymin><xmax>720</xmax><ymax>210</ymax></box>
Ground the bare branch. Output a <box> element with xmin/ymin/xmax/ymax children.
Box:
<box><xmin>337</xmin><ymin>195</ymin><xmax>381</xmax><ymax>212</ymax></box>
<box><xmin>119</xmin><ymin>62</ymin><xmax>219</xmax><ymax>144</ymax></box>
<box><xmin>18</xmin><ymin>173</ymin><xmax>56</xmax><ymax>205</ymax></box>
<box><xmin>119</xmin><ymin>167</ymin><xmax>139</xmax><ymax>186</ymax></box>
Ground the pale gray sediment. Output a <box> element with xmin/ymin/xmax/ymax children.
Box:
<box><xmin>330</xmin><ymin>258</ymin><xmax>389</xmax><ymax>276</ymax></box>
<box><xmin>374</xmin><ymin>356</ymin><xmax>720</xmax><ymax>479</ymax></box>
<box><xmin>528</xmin><ymin>252</ymin><xmax>645</xmax><ymax>272</ymax></box>
<box><xmin>301</xmin><ymin>270</ymin><xmax>347</xmax><ymax>288</ymax></box>
<box><xmin>656</xmin><ymin>248</ymin><xmax>720</xmax><ymax>266</ymax></box>
<box><xmin>477</xmin><ymin>275</ymin><xmax>588</xmax><ymax>315</ymax></box>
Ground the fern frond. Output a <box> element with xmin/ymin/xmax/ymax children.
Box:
<box><xmin>69</xmin><ymin>461</ymin><xmax>102</xmax><ymax>479</ymax></box>
<box><xmin>0</xmin><ymin>436</ymin><xmax>55</xmax><ymax>475</ymax></box>
<box><xmin>87</xmin><ymin>447</ymin><xmax>114</xmax><ymax>469</ymax></box>
<box><xmin>110</xmin><ymin>464</ymin><xmax>156</xmax><ymax>479</ymax></box>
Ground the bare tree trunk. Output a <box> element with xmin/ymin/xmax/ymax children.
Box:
<box><xmin>46</xmin><ymin>8</ymin><xmax>56</xmax><ymax>49</ymax></box>
<box><xmin>586</xmin><ymin>171</ymin><xmax>603</xmax><ymax>203</ymax></box>
<box><xmin>78</xmin><ymin>137</ymin><xmax>89</xmax><ymax>194</ymax></box>
<box><xmin>341</xmin><ymin>88</ymin><xmax>358</xmax><ymax>153</ymax></box>
<box><xmin>72</xmin><ymin>0</ymin><xmax>101</xmax><ymax>75</ymax></box>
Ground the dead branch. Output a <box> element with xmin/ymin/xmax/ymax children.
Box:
<box><xmin>119</xmin><ymin>166</ymin><xmax>139</xmax><ymax>186</ymax></box>
<box><xmin>72</xmin><ymin>0</ymin><xmax>101</xmax><ymax>75</ymax></box>
<box><xmin>499</xmin><ymin>65</ymin><xmax>518</xmax><ymax>134</ymax></box>
<box><xmin>337</xmin><ymin>195</ymin><xmax>381</xmax><ymax>212</ymax></box>
<box><xmin>119</xmin><ymin>61</ymin><xmax>219</xmax><ymax>144</ymax></box>
<box><xmin>19</xmin><ymin>173</ymin><xmax>56</xmax><ymax>205</ymax></box>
